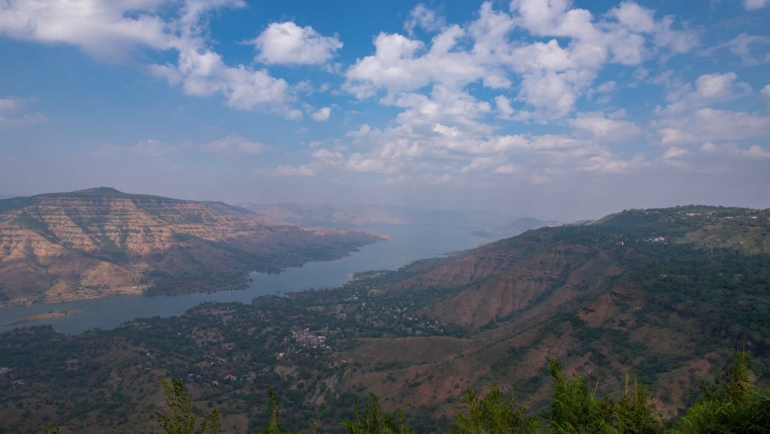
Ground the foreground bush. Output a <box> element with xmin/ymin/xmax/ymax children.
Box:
<box><xmin>670</xmin><ymin>351</ymin><xmax>770</xmax><ymax>434</ymax></box>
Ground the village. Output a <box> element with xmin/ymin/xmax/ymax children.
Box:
<box><xmin>290</xmin><ymin>328</ymin><xmax>328</xmax><ymax>350</ymax></box>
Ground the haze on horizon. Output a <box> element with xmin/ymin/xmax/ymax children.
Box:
<box><xmin>1</xmin><ymin>0</ymin><xmax>769</xmax><ymax>222</ymax></box>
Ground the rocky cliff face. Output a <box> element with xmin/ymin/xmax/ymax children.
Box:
<box><xmin>0</xmin><ymin>188</ymin><xmax>387</xmax><ymax>306</ymax></box>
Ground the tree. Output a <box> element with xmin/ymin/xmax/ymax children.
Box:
<box><xmin>452</xmin><ymin>384</ymin><xmax>540</xmax><ymax>434</ymax></box>
<box><xmin>670</xmin><ymin>351</ymin><xmax>770</xmax><ymax>434</ymax></box>
<box><xmin>155</xmin><ymin>377</ymin><xmax>221</xmax><ymax>434</ymax></box>
<box><xmin>341</xmin><ymin>393</ymin><xmax>414</xmax><ymax>434</ymax></box>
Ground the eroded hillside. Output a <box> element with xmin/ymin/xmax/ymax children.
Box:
<box><xmin>0</xmin><ymin>188</ymin><xmax>387</xmax><ymax>306</ymax></box>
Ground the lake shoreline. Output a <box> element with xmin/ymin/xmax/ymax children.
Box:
<box><xmin>4</xmin><ymin>310</ymin><xmax>82</xmax><ymax>326</ymax></box>
<box><xmin>0</xmin><ymin>226</ymin><xmax>486</xmax><ymax>335</ymax></box>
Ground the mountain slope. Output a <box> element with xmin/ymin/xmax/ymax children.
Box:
<box><xmin>334</xmin><ymin>206</ymin><xmax>770</xmax><ymax>417</ymax></box>
<box><xmin>0</xmin><ymin>188</ymin><xmax>387</xmax><ymax>306</ymax></box>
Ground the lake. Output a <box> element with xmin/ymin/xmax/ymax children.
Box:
<box><xmin>0</xmin><ymin>225</ymin><xmax>487</xmax><ymax>334</ymax></box>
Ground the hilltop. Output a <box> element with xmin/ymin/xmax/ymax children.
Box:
<box><xmin>1</xmin><ymin>205</ymin><xmax>769</xmax><ymax>433</ymax></box>
<box><xmin>0</xmin><ymin>188</ymin><xmax>387</xmax><ymax>307</ymax></box>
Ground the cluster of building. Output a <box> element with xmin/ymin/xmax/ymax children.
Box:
<box><xmin>204</xmin><ymin>353</ymin><xmax>227</xmax><ymax>364</ymax></box>
<box><xmin>1</xmin><ymin>367</ymin><xmax>24</xmax><ymax>387</ymax></box>
<box><xmin>291</xmin><ymin>328</ymin><xmax>327</xmax><ymax>349</ymax></box>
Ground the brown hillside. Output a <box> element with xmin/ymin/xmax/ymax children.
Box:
<box><xmin>0</xmin><ymin>188</ymin><xmax>387</xmax><ymax>306</ymax></box>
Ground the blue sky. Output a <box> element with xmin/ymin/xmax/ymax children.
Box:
<box><xmin>0</xmin><ymin>0</ymin><xmax>769</xmax><ymax>220</ymax></box>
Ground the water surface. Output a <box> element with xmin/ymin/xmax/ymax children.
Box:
<box><xmin>0</xmin><ymin>225</ymin><xmax>486</xmax><ymax>334</ymax></box>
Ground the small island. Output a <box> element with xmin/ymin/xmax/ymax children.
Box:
<box><xmin>4</xmin><ymin>310</ymin><xmax>81</xmax><ymax>326</ymax></box>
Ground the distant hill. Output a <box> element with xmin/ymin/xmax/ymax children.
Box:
<box><xmin>237</xmin><ymin>202</ymin><xmax>510</xmax><ymax>229</ymax></box>
<box><xmin>0</xmin><ymin>188</ymin><xmax>387</xmax><ymax>307</ymax></box>
<box><xmin>0</xmin><ymin>195</ymin><xmax>19</xmax><ymax>200</ymax></box>
<box><xmin>472</xmin><ymin>217</ymin><xmax>564</xmax><ymax>239</ymax></box>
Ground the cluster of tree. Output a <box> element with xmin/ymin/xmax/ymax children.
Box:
<box><xmin>30</xmin><ymin>351</ymin><xmax>767</xmax><ymax>434</ymax></box>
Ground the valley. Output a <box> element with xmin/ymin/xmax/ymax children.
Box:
<box><xmin>2</xmin><ymin>205</ymin><xmax>769</xmax><ymax>433</ymax></box>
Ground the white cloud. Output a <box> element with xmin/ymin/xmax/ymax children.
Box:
<box><xmin>461</xmin><ymin>157</ymin><xmax>497</xmax><ymax>172</ymax></box>
<box><xmin>311</xmin><ymin>107</ymin><xmax>331</xmax><ymax>122</ymax></box>
<box><xmin>655</xmin><ymin>108</ymin><xmax>770</xmax><ymax>145</ymax></box>
<box><xmin>698</xmin><ymin>33</ymin><xmax>770</xmax><ymax>66</ymax></box>
<box><xmin>0</xmin><ymin>113</ymin><xmax>48</xmax><ymax>129</ymax></box>
<box><xmin>0</xmin><ymin>0</ymin><xmax>185</xmax><ymax>62</ymax></box>
<box><xmin>0</xmin><ymin>97</ymin><xmax>48</xmax><ymax>128</ymax></box>
<box><xmin>0</xmin><ymin>0</ymin><xmax>303</xmax><ymax>117</ymax></box>
<box><xmin>762</xmin><ymin>85</ymin><xmax>770</xmax><ymax>101</ymax></box>
<box><xmin>744</xmin><ymin>0</ymin><xmax>769</xmax><ymax>10</ymax></box>
<box><xmin>569</xmin><ymin>112</ymin><xmax>641</xmax><ymax>142</ymax></box>
<box><xmin>345</xmin><ymin>0</ymin><xmax>698</xmax><ymax>120</ymax></box>
<box><xmin>0</xmin><ymin>98</ymin><xmax>17</xmax><ymax>111</ymax></box>
<box><xmin>493</xmin><ymin>163</ymin><xmax>521</xmax><ymax>175</ymax></box>
<box><xmin>495</xmin><ymin>95</ymin><xmax>515</xmax><ymax>118</ymax></box>
<box><xmin>344</xmin><ymin>28</ymin><xmax>488</xmax><ymax>98</ymax></box>
<box><xmin>656</xmin><ymin>72</ymin><xmax>751</xmax><ymax>115</ymax></box>
<box><xmin>151</xmin><ymin>45</ymin><xmax>301</xmax><ymax>117</ymax></box>
<box><xmin>345</xmin><ymin>125</ymin><xmax>371</xmax><ymax>137</ymax></box>
<box><xmin>661</xmin><ymin>147</ymin><xmax>689</xmax><ymax>159</ymax></box>
<box><xmin>97</xmin><ymin>139</ymin><xmax>182</xmax><ymax>159</ymax></box>
<box><xmin>202</xmin><ymin>135</ymin><xmax>269</xmax><ymax>156</ymax></box>
<box><xmin>404</xmin><ymin>4</ymin><xmax>446</xmax><ymax>35</ymax></box>
<box><xmin>701</xmin><ymin>142</ymin><xmax>770</xmax><ymax>159</ymax></box>
<box><xmin>251</xmin><ymin>22</ymin><xmax>342</xmax><ymax>65</ymax></box>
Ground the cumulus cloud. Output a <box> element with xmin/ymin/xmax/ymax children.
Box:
<box><xmin>251</xmin><ymin>22</ymin><xmax>342</xmax><ymax>65</ymax></box>
<box><xmin>762</xmin><ymin>85</ymin><xmax>770</xmax><ymax>101</ymax></box>
<box><xmin>202</xmin><ymin>135</ymin><xmax>269</xmax><ymax>156</ymax></box>
<box><xmin>345</xmin><ymin>0</ymin><xmax>698</xmax><ymax>120</ymax></box>
<box><xmin>345</xmin><ymin>125</ymin><xmax>371</xmax><ymax>137</ymax></box>
<box><xmin>655</xmin><ymin>72</ymin><xmax>751</xmax><ymax>115</ymax></box>
<box><xmin>404</xmin><ymin>4</ymin><xmax>446</xmax><ymax>35</ymax></box>
<box><xmin>569</xmin><ymin>112</ymin><xmax>641</xmax><ymax>142</ymax></box>
<box><xmin>0</xmin><ymin>97</ymin><xmax>48</xmax><ymax>128</ymax></box>
<box><xmin>311</xmin><ymin>107</ymin><xmax>332</xmax><ymax>122</ymax></box>
<box><xmin>701</xmin><ymin>142</ymin><xmax>770</xmax><ymax>159</ymax></box>
<box><xmin>0</xmin><ymin>0</ymin><xmax>186</xmax><ymax>62</ymax></box>
<box><xmin>744</xmin><ymin>0</ymin><xmax>769</xmax><ymax>10</ymax></box>
<box><xmin>655</xmin><ymin>108</ymin><xmax>770</xmax><ymax>145</ymax></box>
<box><xmin>0</xmin><ymin>0</ymin><xmax>303</xmax><ymax>117</ymax></box>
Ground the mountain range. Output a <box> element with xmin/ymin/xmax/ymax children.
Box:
<box><xmin>2</xmin><ymin>205</ymin><xmax>769</xmax><ymax>433</ymax></box>
<box><xmin>237</xmin><ymin>203</ymin><xmax>511</xmax><ymax>229</ymax></box>
<box><xmin>0</xmin><ymin>188</ymin><xmax>387</xmax><ymax>307</ymax></box>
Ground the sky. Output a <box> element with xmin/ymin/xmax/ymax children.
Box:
<box><xmin>0</xmin><ymin>0</ymin><xmax>769</xmax><ymax>221</ymax></box>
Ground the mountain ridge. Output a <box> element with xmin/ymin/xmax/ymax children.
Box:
<box><xmin>237</xmin><ymin>202</ymin><xmax>511</xmax><ymax>228</ymax></box>
<box><xmin>0</xmin><ymin>188</ymin><xmax>387</xmax><ymax>307</ymax></box>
